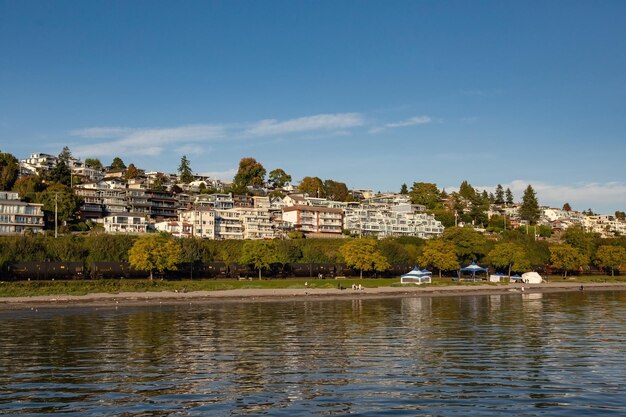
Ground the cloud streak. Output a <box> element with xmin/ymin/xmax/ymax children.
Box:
<box><xmin>385</xmin><ymin>115</ymin><xmax>432</xmax><ymax>128</ymax></box>
<box><xmin>70</xmin><ymin>113</ymin><xmax>365</xmax><ymax>158</ymax></box>
<box><xmin>244</xmin><ymin>113</ymin><xmax>364</xmax><ymax>136</ymax></box>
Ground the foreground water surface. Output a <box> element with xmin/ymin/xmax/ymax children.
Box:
<box><xmin>1</xmin><ymin>291</ymin><xmax>625</xmax><ymax>416</ymax></box>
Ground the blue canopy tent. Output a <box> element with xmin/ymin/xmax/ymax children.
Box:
<box><xmin>459</xmin><ymin>262</ymin><xmax>488</xmax><ymax>282</ymax></box>
<box><xmin>401</xmin><ymin>267</ymin><xmax>432</xmax><ymax>285</ymax></box>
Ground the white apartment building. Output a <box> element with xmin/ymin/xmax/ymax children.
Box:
<box><xmin>154</xmin><ymin>220</ymin><xmax>193</xmax><ymax>238</ymax></box>
<box><xmin>235</xmin><ymin>207</ymin><xmax>274</xmax><ymax>239</ymax></box>
<box><xmin>19</xmin><ymin>153</ymin><xmax>57</xmax><ymax>176</ymax></box>
<box><xmin>343</xmin><ymin>203</ymin><xmax>443</xmax><ymax>239</ymax></box>
<box><xmin>0</xmin><ymin>191</ymin><xmax>45</xmax><ymax>235</ymax></box>
<box><xmin>178</xmin><ymin>207</ymin><xmax>216</xmax><ymax>239</ymax></box>
<box><xmin>102</xmin><ymin>213</ymin><xmax>148</xmax><ymax>234</ymax></box>
<box><xmin>584</xmin><ymin>215</ymin><xmax>626</xmax><ymax>237</ymax></box>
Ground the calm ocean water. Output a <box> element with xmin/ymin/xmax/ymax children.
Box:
<box><xmin>1</xmin><ymin>291</ymin><xmax>625</xmax><ymax>416</ymax></box>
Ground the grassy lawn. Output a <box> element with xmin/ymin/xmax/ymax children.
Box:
<box><xmin>0</xmin><ymin>275</ymin><xmax>624</xmax><ymax>298</ymax></box>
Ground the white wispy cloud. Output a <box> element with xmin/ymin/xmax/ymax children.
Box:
<box><xmin>385</xmin><ymin>115</ymin><xmax>432</xmax><ymax>128</ymax></box>
<box><xmin>71</xmin><ymin>113</ymin><xmax>364</xmax><ymax>158</ymax></box>
<box><xmin>72</xmin><ymin>124</ymin><xmax>227</xmax><ymax>157</ymax></box>
<box><xmin>244</xmin><ymin>113</ymin><xmax>364</xmax><ymax>136</ymax></box>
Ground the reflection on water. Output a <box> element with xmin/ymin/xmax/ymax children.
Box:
<box><xmin>1</xmin><ymin>291</ymin><xmax>626</xmax><ymax>416</ymax></box>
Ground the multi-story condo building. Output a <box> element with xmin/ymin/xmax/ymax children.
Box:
<box><xmin>215</xmin><ymin>209</ymin><xmax>244</xmax><ymax>239</ymax></box>
<box><xmin>343</xmin><ymin>203</ymin><xmax>443</xmax><ymax>239</ymax></box>
<box><xmin>235</xmin><ymin>207</ymin><xmax>274</xmax><ymax>239</ymax></box>
<box><xmin>282</xmin><ymin>205</ymin><xmax>343</xmax><ymax>236</ymax></box>
<box><xmin>0</xmin><ymin>191</ymin><xmax>45</xmax><ymax>235</ymax></box>
<box><xmin>102</xmin><ymin>213</ymin><xmax>149</xmax><ymax>234</ymax></box>
<box><xmin>19</xmin><ymin>153</ymin><xmax>57</xmax><ymax>176</ymax></box>
<box><xmin>146</xmin><ymin>190</ymin><xmax>178</xmax><ymax>219</ymax></box>
<box><xmin>178</xmin><ymin>207</ymin><xmax>216</xmax><ymax>239</ymax></box>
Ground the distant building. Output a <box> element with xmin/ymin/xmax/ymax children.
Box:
<box><xmin>282</xmin><ymin>205</ymin><xmax>344</xmax><ymax>236</ymax></box>
<box><xmin>102</xmin><ymin>213</ymin><xmax>149</xmax><ymax>234</ymax></box>
<box><xmin>0</xmin><ymin>191</ymin><xmax>45</xmax><ymax>235</ymax></box>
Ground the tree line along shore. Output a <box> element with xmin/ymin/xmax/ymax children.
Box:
<box><xmin>1</xmin><ymin>223</ymin><xmax>625</xmax><ymax>283</ymax></box>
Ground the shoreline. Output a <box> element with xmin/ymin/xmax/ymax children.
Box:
<box><xmin>1</xmin><ymin>282</ymin><xmax>625</xmax><ymax>310</ymax></box>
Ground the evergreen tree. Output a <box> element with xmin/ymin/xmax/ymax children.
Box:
<box><xmin>520</xmin><ymin>185</ymin><xmax>540</xmax><ymax>225</ymax></box>
<box><xmin>178</xmin><ymin>155</ymin><xmax>194</xmax><ymax>184</ymax></box>
<box><xmin>458</xmin><ymin>180</ymin><xmax>476</xmax><ymax>200</ymax></box>
<box><xmin>58</xmin><ymin>146</ymin><xmax>72</xmax><ymax>164</ymax></box>
<box><xmin>563</xmin><ymin>202</ymin><xmax>572</xmax><ymax>212</ymax></box>
<box><xmin>495</xmin><ymin>184</ymin><xmax>505</xmax><ymax>204</ymax></box>
<box><xmin>505</xmin><ymin>188</ymin><xmax>514</xmax><ymax>205</ymax></box>
<box><xmin>400</xmin><ymin>183</ymin><xmax>408</xmax><ymax>194</ymax></box>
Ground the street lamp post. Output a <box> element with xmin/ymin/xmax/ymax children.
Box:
<box><xmin>54</xmin><ymin>192</ymin><xmax>58</xmax><ymax>239</ymax></box>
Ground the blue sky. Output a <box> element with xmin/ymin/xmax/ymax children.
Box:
<box><xmin>1</xmin><ymin>1</ymin><xmax>625</xmax><ymax>214</ymax></box>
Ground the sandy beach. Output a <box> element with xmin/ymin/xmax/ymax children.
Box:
<box><xmin>1</xmin><ymin>281</ymin><xmax>625</xmax><ymax>310</ymax></box>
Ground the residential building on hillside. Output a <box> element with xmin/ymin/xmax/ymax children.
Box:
<box><xmin>235</xmin><ymin>207</ymin><xmax>274</xmax><ymax>239</ymax></box>
<box><xmin>154</xmin><ymin>219</ymin><xmax>193</xmax><ymax>238</ymax></box>
<box><xmin>343</xmin><ymin>203</ymin><xmax>443</xmax><ymax>239</ymax></box>
<box><xmin>19</xmin><ymin>153</ymin><xmax>57</xmax><ymax>176</ymax></box>
<box><xmin>282</xmin><ymin>205</ymin><xmax>343</xmax><ymax>236</ymax></box>
<box><xmin>102</xmin><ymin>213</ymin><xmax>149</xmax><ymax>234</ymax></box>
<box><xmin>178</xmin><ymin>207</ymin><xmax>215</xmax><ymax>238</ymax></box>
<box><xmin>584</xmin><ymin>215</ymin><xmax>626</xmax><ymax>238</ymax></box>
<box><xmin>0</xmin><ymin>191</ymin><xmax>45</xmax><ymax>235</ymax></box>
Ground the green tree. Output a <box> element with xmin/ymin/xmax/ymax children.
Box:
<box><xmin>431</xmin><ymin>207</ymin><xmax>456</xmax><ymax>228</ymax></box>
<box><xmin>520</xmin><ymin>185</ymin><xmax>540</xmax><ymax>224</ymax></box>
<box><xmin>409</xmin><ymin>182</ymin><xmax>441</xmax><ymax>209</ymax></box>
<box><xmin>505</xmin><ymin>188</ymin><xmax>514</xmax><ymax>205</ymax></box>
<box><xmin>84</xmin><ymin>158</ymin><xmax>103</xmax><ymax>170</ymax></box>
<box><xmin>340</xmin><ymin>239</ymin><xmax>390</xmax><ymax>278</ymax></box>
<box><xmin>12</xmin><ymin>175</ymin><xmax>44</xmax><ymax>202</ymax></box>
<box><xmin>268</xmin><ymin>168</ymin><xmax>292</xmax><ymax>189</ymax></box>
<box><xmin>378</xmin><ymin>239</ymin><xmax>413</xmax><ymax>266</ymax></box>
<box><xmin>495</xmin><ymin>184</ymin><xmax>505</xmax><ymax>204</ymax></box>
<box><xmin>234</xmin><ymin>157</ymin><xmax>266</xmax><ymax>188</ymax></box>
<box><xmin>550</xmin><ymin>244</ymin><xmax>588</xmax><ymax>277</ymax></box>
<box><xmin>458</xmin><ymin>180</ymin><xmax>476</xmax><ymax>201</ymax></box>
<box><xmin>239</xmin><ymin>240</ymin><xmax>277</xmax><ymax>279</ymax></box>
<box><xmin>298</xmin><ymin>176</ymin><xmax>325</xmax><ymax>197</ymax></box>
<box><xmin>324</xmin><ymin>179</ymin><xmax>350</xmax><ymax>201</ymax></box>
<box><xmin>58</xmin><ymin>146</ymin><xmax>72</xmax><ymax>163</ymax></box>
<box><xmin>594</xmin><ymin>245</ymin><xmax>626</xmax><ymax>276</ymax></box>
<box><xmin>615</xmin><ymin>211</ymin><xmax>626</xmax><ymax>221</ymax></box>
<box><xmin>178</xmin><ymin>155</ymin><xmax>194</xmax><ymax>184</ymax></box>
<box><xmin>419</xmin><ymin>239</ymin><xmax>459</xmax><ymax>277</ymax></box>
<box><xmin>400</xmin><ymin>183</ymin><xmax>408</xmax><ymax>194</ymax></box>
<box><xmin>47</xmin><ymin>160</ymin><xmax>72</xmax><ymax>186</ymax></box>
<box><xmin>128</xmin><ymin>234</ymin><xmax>182</xmax><ymax>280</ymax></box>
<box><xmin>0</xmin><ymin>151</ymin><xmax>19</xmax><ymax>191</ymax></box>
<box><xmin>38</xmin><ymin>183</ymin><xmax>81</xmax><ymax>227</ymax></box>
<box><xmin>110</xmin><ymin>157</ymin><xmax>126</xmax><ymax>170</ymax></box>
<box><xmin>563</xmin><ymin>225</ymin><xmax>599</xmax><ymax>259</ymax></box>
<box><xmin>442</xmin><ymin>226</ymin><xmax>488</xmax><ymax>264</ymax></box>
<box><xmin>487</xmin><ymin>242</ymin><xmax>530</xmax><ymax>277</ymax></box>
<box><xmin>563</xmin><ymin>202</ymin><xmax>572</xmax><ymax>212</ymax></box>
<box><xmin>149</xmin><ymin>173</ymin><xmax>167</xmax><ymax>191</ymax></box>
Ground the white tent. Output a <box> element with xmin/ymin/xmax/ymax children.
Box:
<box><xmin>401</xmin><ymin>268</ymin><xmax>432</xmax><ymax>285</ymax></box>
<box><xmin>521</xmin><ymin>271</ymin><xmax>543</xmax><ymax>284</ymax></box>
